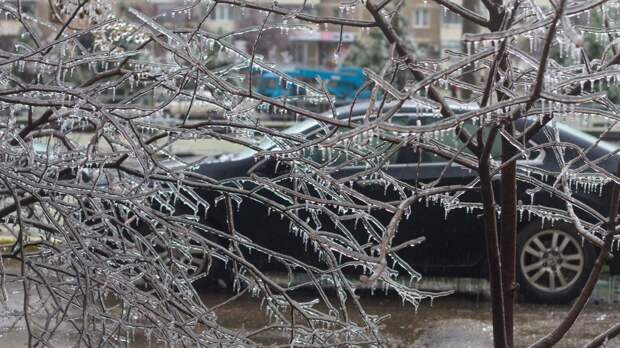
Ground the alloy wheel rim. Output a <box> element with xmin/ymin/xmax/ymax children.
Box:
<box><xmin>520</xmin><ymin>229</ymin><xmax>584</xmax><ymax>292</ymax></box>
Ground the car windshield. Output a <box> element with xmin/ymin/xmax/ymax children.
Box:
<box><xmin>556</xmin><ymin>122</ymin><xmax>618</xmax><ymax>152</ymax></box>
<box><xmin>234</xmin><ymin>101</ymin><xmax>475</xmax><ymax>160</ymax></box>
<box><xmin>236</xmin><ymin>118</ymin><xmax>319</xmax><ymax>159</ymax></box>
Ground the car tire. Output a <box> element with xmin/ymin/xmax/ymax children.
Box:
<box><xmin>517</xmin><ymin>221</ymin><xmax>596</xmax><ymax>304</ymax></box>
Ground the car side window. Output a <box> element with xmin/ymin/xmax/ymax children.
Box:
<box><xmin>523</xmin><ymin>141</ymin><xmax>545</xmax><ymax>162</ymax></box>
<box><xmin>419</xmin><ymin>120</ymin><xmax>501</xmax><ymax>163</ymax></box>
<box><xmin>394</xmin><ymin>145</ymin><xmax>420</xmax><ymax>164</ymax></box>
<box><xmin>414</xmin><ymin>119</ymin><xmax>544</xmax><ymax>163</ymax></box>
<box><xmin>389</xmin><ymin>115</ymin><xmax>419</xmax><ymax>164</ymax></box>
<box><xmin>302</xmin><ymin>115</ymin><xmax>410</xmax><ymax>166</ymax></box>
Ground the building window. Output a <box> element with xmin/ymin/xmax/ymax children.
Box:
<box><xmin>305</xmin><ymin>6</ymin><xmax>320</xmax><ymax>16</ymax></box>
<box><xmin>413</xmin><ymin>9</ymin><xmax>430</xmax><ymax>28</ymax></box>
<box><xmin>443</xmin><ymin>11</ymin><xmax>462</xmax><ymax>25</ymax></box>
<box><xmin>158</xmin><ymin>4</ymin><xmax>190</xmax><ymax>23</ymax></box>
<box><xmin>213</xmin><ymin>5</ymin><xmax>232</xmax><ymax>20</ymax></box>
<box><xmin>12</xmin><ymin>2</ymin><xmax>36</xmax><ymax>15</ymax></box>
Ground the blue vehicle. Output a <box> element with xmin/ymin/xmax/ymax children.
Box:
<box><xmin>255</xmin><ymin>66</ymin><xmax>371</xmax><ymax>103</ymax></box>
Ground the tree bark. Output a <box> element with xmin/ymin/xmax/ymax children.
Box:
<box><xmin>479</xmin><ymin>128</ymin><xmax>508</xmax><ymax>348</ymax></box>
<box><xmin>500</xmin><ymin>124</ymin><xmax>517</xmax><ymax>348</ymax></box>
<box><xmin>584</xmin><ymin>323</ymin><xmax>620</xmax><ymax>348</ymax></box>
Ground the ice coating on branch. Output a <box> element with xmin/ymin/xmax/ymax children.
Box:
<box><xmin>128</xmin><ymin>7</ymin><xmax>187</xmax><ymax>48</ymax></box>
<box><xmin>0</xmin><ymin>0</ymin><xmax>620</xmax><ymax>346</ymax></box>
<box><xmin>561</xmin><ymin>15</ymin><xmax>584</xmax><ymax>48</ymax></box>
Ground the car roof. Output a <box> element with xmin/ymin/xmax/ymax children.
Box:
<box><xmin>238</xmin><ymin>101</ymin><xmax>619</xmax><ymax>161</ymax></box>
<box><xmin>330</xmin><ymin>99</ymin><xmax>478</xmax><ymax>119</ymax></box>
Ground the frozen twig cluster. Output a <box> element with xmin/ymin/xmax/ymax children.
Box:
<box><xmin>0</xmin><ymin>0</ymin><xmax>620</xmax><ymax>346</ymax></box>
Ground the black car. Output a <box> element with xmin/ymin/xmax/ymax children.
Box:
<box><xmin>153</xmin><ymin>102</ymin><xmax>620</xmax><ymax>303</ymax></box>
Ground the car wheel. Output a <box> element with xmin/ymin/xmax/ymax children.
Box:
<box><xmin>517</xmin><ymin>222</ymin><xmax>595</xmax><ymax>303</ymax></box>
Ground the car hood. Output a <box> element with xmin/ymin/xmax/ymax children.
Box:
<box><xmin>195</xmin><ymin>156</ymin><xmax>256</xmax><ymax>181</ymax></box>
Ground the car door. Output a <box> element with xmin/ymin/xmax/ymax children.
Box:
<box><xmin>384</xmin><ymin>118</ymin><xmax>491</xmax><ymax>276</ymax></box>
<box><xmin>329</xmin><ymin>114</ymin><xmax>479</xmax><ymax>274</ymax></box>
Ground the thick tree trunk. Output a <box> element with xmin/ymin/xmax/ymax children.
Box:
<box><xmin>500</xmin><ymin>125</ymin><xmax>517</xmax><ymax>348</ymax></box>
<box><xmin>479</xmin><ymin>134</ymin><xmax>508</xmax><ymax>348</ymax></box>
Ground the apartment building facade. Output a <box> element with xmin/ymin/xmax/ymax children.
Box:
<box><xmin>0</xmin><ymin>0</ymin><xmax>468</xmax><ymax>65</ymax></box>
<box><xmin>400</xmin><ymin>0</ymin><xmax>465</xmax><ymax>57</ymax></box>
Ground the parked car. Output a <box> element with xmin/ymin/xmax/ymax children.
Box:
<box><xmin>150</xmin><ymin>101</ymin><xmax>620</xmax><ymax>303</ymax></box>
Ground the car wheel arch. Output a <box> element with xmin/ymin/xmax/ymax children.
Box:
<box><xmin>515</xmin><ymin>220</ymin><xmax>597</xmax><ymax>303</ymax></box>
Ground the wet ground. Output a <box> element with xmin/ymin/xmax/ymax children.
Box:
<box><xmin>1</xmin><ymin>281</ymin><xmax>619</xmax><ymax>347</ymax></box>
<box><xmin>199</xmin><ymin>285</ymin><xmax>620</xmax><ymax>348</ymax></box>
